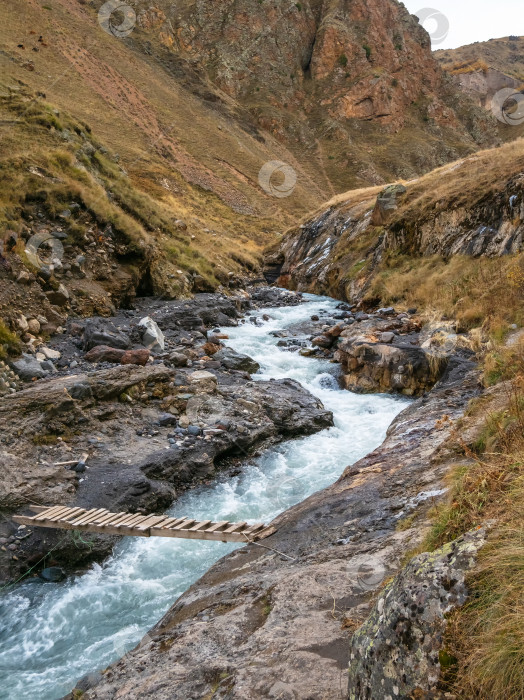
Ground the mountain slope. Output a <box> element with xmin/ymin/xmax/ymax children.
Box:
<box><xmin>169</xmin><ymin>0</ymin><xmax>495</xmax><ymax>185</ymax></box>
<box><xmin>435</xmin><ymin>36</ymin><xmax>524</xmax><ymax>140</ymax></box>
<box><xmin>0</xmin><ymin>0</ymin><xmax>498</xmax><ymax>347</ymax></box>
<box><xmin>436</xmin><ymin>35</ymin><xmax>524</xmax><ymax>83</ymax></box>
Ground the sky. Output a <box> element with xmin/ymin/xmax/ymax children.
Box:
<box><xmin>402</xmin><ymin>0</ymin><xmax>524</xmax><ymax>50</ymax></box>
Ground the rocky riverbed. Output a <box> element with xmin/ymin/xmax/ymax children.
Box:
<box><xmin>75</xmin><ymin>350</ymin><xmax>482</xmax><ymax>700</ymax></box>
<box><xmin>0</xmin><ymin>286</ymin><xmax>487</xmax><ymax>700</ymax></box>
<box><xmin>0</xmin><ymin>287</ymin><xmax>331</xmax><ymax>585</ymax></box>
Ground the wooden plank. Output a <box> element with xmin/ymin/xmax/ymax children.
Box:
<box><xmin>66</xmin><ymin>510</ymin><xmax>94</xmax><ymax>526</ymax></box>
<box><xmin>12</xmin><ymin>515</ymin><xmax>40</xmax><ymax>527</ymax></box>
<box><xmin>135</xmin><ymin>516</ymin><xmax>171</xmax><ymax>532</ymax></box>
<box><xmin>99</xmin><ymin>513</ymin><xmax>133</xmax><ymax>527</ymax></box>
<box><xmin>223</xmin><ymin>522</ymin><xmax>247</xmax><ymax>534</ymax></box>
<box><xmin>188</xmin><ymin>520</ymin><xmax>212</xmax><ymax>532</ymax></box>
<box><xmin>205</xmin><ymin>521</ymin><xmax>229</xmax><ymax>533</ymax></box>
<box><xmin>94</xmin><ymin>512</ymin><xmax>127</xmax><ymax>525</ymax></box>
<box><xmin>172</xmin><ymin>519</ymin><xmax>196</xmax><ymax>530</ymax></box>
<box><xmin>103</xmin><ymin>513</ymin><xmax>137</xmax><ymax>528</ymax></box>
<box><xmin>154</xmin><ymin>517</ymin><xmax>181</xmax><ymax>529</ymax></box>
<box><xmin>95</xmin><ymin>512</ymin><xmax>128</xmax><ymax>527</ymax></box>
<box><xmin>28</xmin><ymin>505</ymin><xmax>49</xmax><ymax>514</ymax></box>
<box><xmin>32</xmin><ymin>506</ymin><xmax>70</xmax><ymax>522</ymax></box>
<box><xmin>115</xmin><ymin>514</ymin><xmax>148</xmax><ymax>529</ymax></box>
<box><xmin>242</xmin><ymin>524</ymin><xmax>266</xmax><ymax>537</ymax></box>
<box><xmin>151</xmin><ymin>527</ymin><xmax>241</xmax><ymax>542</ymax></box>
<box><xmin>56</xmin><ymin>508</ymin><xmax>86</xmax><ymax>523</ymax></box>
<box><xmin>164</xmin><ymin>517</ymin><xmax>190</xmax><ymax>529</ymax></box>
<box><xmin>13</xmin><ymin>505</ymin><xmax>275</xmax><ymax>543</ymax></box>
<box><xmin>74</xmin><ymin>509</ymin><xmax>112</xmax><ymax>527</ymax></box>
<box><xmin>253</xmin><ymin>526</ymin><xmax>276</xmax><ymax>540</ymax></box>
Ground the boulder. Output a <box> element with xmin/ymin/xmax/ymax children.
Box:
<box><xmin>39</xmin><ymin>346</ymin><xmax>61</xmax><ymax>361</ymax></box>
<box><xmin>11</xmin><ymin>354</ymin><xmax>47</xmax><ymax>381</ymax></box>
<box><xmin>84</xmin><ymin>346</ymin><xmax>126</xmax><ymax>363</ymax></box>
<box><xmin>336</xmin><ymin>339</ymin><xmax>447</xmax><ymax>396</ymax></box>
<box><xmin>45</xmin><ymin>283</ymin><xmax>70</xmax><ymax>306</ymax></box>
<box><xmin>213</xmin><ymin>347</ymin><xmax>260</xmax><ymax>374</ymax></box>
<box><xmin>158</xmin><ymin>412</ymin><xmax>178</xmax><ymax>426</ymax></box>
<box><xmin>188</xmin><ymin>370</ymin><xmax>218</xmax><ymax>393</ymax></box>
<box><xmin>312</xmin><ymin>334</ymin><xmax>333</xmax><ymax>349</ymax></box>
<box><xmin>39</xmin><ymin>566</ymin><xmax>66</xmax><ymax>582</ymax></box>
<box><xmin>371</xmin><ymin>183</ymin><xmax>407</xmax><ymax>226</ymax></box>
<box><xmin>348</xmin><ymin>529</ymin><xmax>487</xmax><ymax>700</ymax></box>
<box><xmin>17</xmin><ymin>315</ymin><xmax>29</xmax><ymax>332</ymax></box>
<box><xmin>121</xmin><ymin>349</ymin><xmax>150</xmax><ymax>366</ymax></box>
<box><xmin>16</xmin><ymin>271</ymin><xmax>32</xmax><ymax>284</ymax></box>
<box><xmin>201</xmin><ymin>342</ymin><xmax>221</xmax><ymax>356</ymax></box>
<box><xmin>168</xmin><ymin>351</ymin><xmax>189</xmax><ymax>367</ymax></box>
<box><xmin>84</xmin><ymin>319</ymin><xmax>130</xmax><ymax>351</ymax></box>
<box><xmin>326</xmin><ymin>324</ymin><xmax>345</xmax><ymax>338</ymax></box>
<box><xmin>68</xmin><ymin>382</ymin><xmax>93</xmax><ymax>400</ymax></box>
<box><xmin>138</xmin><ymin>316</ymin><xmax>165</xmax><ymax>352</ymax></box>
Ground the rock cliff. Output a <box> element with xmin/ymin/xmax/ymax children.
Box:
<box><xmin>169</xmin><ymin>0</ymin><xmax>494</xmax><ymax>186</ymax></box>
<box><xmin>266</xmin><ymin>138</ymin><xmax>524</xmax><ymax>302</ymax></box>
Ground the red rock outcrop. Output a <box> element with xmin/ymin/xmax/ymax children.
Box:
<box><xmin>166</xmin><ymin>0</ymin><xmax>494</xmax><ymax>184</ymax></box>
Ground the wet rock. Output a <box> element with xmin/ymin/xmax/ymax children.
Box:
<box><xmin>336</xmin><ymin>340</ymin><xmax>447</xmax><ymax>396</ymax></box>
<box><xmin>84</xmin><ymin>319</ymin><xmax>130</xmax><ymax>351</ymax></box>
<box><xmin>213</xmin><ymin>347</ymin><xmax>260</xmax><ymax>373</ymax></box>
<box><xmin>39</xmin><ymin>566</ymin><xmax>66</xmax><ymax>582</ymax></box>
<box><xmin>80</xmin><ymin>357</ymin><xmax>480</xmax><ymax>700</ymax></box>
<box><xmin>312</xmin><ymin>334</ymin><xmax>333</xmax><ymax>349</ymax></box>
<box><xmin>75</xmin><ymin>672</ymin><xmax>104</xmax><ymax>693</ymax></box>
<box><xmin>347</xmin><ymin>528</ymin><xmax>487</xmax><ymax>700</ymax></box>
<box><xmin>73</xmin><ymin>460</ymin><xmax>87</xmax><ymax>473</ymax></box>
<box><xmin>158</xmin><ymin>293</ymin><xmax>242</xmax><ymax>331</ymax></box>
<box><xmin>138</xmin><ymin>316</ymin><xmax>165</xmax><ymax>352</ymax></box>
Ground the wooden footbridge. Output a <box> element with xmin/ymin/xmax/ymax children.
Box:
<box><xmin>13</xmin><ymin>505</ymin><xmax>276</xmax><ymax>543</ymax></box>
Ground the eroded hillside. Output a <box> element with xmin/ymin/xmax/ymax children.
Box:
<box><xmin>268</xmin><ymin>137</ymin><xmax>524</xmax><ymax>332</ymax></box>
<box><xmin>435</xmin><ymin>36</ymin><xmax>524</xmax><ymax>141</ymax></box>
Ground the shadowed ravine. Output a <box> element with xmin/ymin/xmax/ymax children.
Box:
<box><xmin>0</xmin><ymin>294</ymin><xmax>407</xmax><ymax>700</ymax></box>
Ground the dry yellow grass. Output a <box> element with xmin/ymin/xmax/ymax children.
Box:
<box><xmin>448</xmin><ymin>59</ymin><xmax>490</xmax><ymax>75</ymax></box>
<box><xmin>366</xmin><ymin>253</ymin><xmax>524</xmax><ymax>334</ymax></box>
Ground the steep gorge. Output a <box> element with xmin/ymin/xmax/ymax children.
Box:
<box><xmin>1</xmin><ymin>3</ymin><xmax>523</xmax><ymax>699</ymax></box>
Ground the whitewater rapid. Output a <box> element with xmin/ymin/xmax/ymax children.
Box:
<box><xmin>0</xmin><ymin>293</ymin><xmax>408</xmax><ymax>700</ymax></box>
